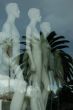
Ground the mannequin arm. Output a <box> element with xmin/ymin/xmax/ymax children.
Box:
<box><xmin>26</xmin><ymin>27</ymin><xmax>35</xmax><ymax>71</ymax></box>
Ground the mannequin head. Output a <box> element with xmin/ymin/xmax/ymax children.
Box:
<box><xmin>40</xmin><ymin>22</ymin><xmax>51</xmax><ymax>37</ymax></box>
<box><xmin>6</xmin><ymin>3</ymin><xmax>20</xmax><ymax>18</ymax></box>
<box><xmin>28</xmin><ymin>8</ymin><xmax>41</xmax><ymax>23</ymax></box>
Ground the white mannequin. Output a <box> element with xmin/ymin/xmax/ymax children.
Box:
<box><xmin>40</xmin><ymin>22</ymin><xmax>62</xmax><ymax>93</ymax></box>
<box><xmin>40</xmin><ymin>22</ymin><xmax>52</xmax><ymax>109</ymax></box>
<box><xmin>0</xmin><ymin>3</ymin><xmax>20</xmax><ymax>77</ymax></box>
<box><xmin>2</xmin><ymin>3</ymin><xmax>20</xmax><ymax>65</ymax></box>
<box><xmin>25</xmin><ymin>8</ymin><xmax>45</xmax><ymax>110</ymax></box>
<box><xmin>26</xmin><ymin>8</ymin><xmax>41</xmax><ymax>71</ymax></box>
<box><xmin>26</xmin><ymin>8</ymin><xmax>42</xmax><ymax>75</ymax></box>
<box><xmin>3</xmin><ymin>3</ymin><xmax>27</xmax><ymax>110</ymax></box>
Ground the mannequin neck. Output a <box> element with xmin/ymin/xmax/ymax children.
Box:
<box><xmin>7</xmin><ymin>15</ymin><xmax>16</xmax><ymax>24</ymax></box>
<box><xmin>30</xmin><ymin>20</ymin><xmax>37</xmax><ymax>27</ymax></box>
<box><xmin>42</xmin><ymin>30</ymin><xmax>49</xmax><ymax>38</ymax></box>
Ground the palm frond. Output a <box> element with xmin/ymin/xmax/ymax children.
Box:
<box><xmin>47</xmin><ymin>30</ymin><xmax>73</xmax><ymax>82</ymax></box>
<box><xmin>49</xmin><ymin>36</ymin><xmax>65</xmax><ymax>45</ymax></box>
<box><xmin>51</xmin><ymin>45</ymin><xmax>69</xmax><ymax>52</ymax></box>
<box><xmin>47</xmin><ymin>32</ymin><xmax>69</xmax><ymax>52</ymax></box>
<box><xmin>54</xmin><ymin>51</ymin><xmax>64</xmax><ymax>82</ymax></box>
<box><xmin>51</xmin><ymin>40</ymin><xmax>69</xmax><ymax>48</ymax></box>
<box><xmin>59</xmin><ymin>50</ymin><xmax>73</xmax><ymax>82</ymax></box>
<box><xmin>47</xmin><ymin>31</ymin><xmax>56</xmax><ymax>42</ymax></box>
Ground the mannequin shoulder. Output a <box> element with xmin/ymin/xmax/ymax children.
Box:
<box><xmin>2</xmin><ymin>22</ymin><xmax>11</xmax><ymax>33</ymax></box>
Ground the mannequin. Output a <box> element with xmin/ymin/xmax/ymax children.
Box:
<box><xmin>40</xmin><ymin>22</ymin><xmax>63</xmax><ymax>108</ymax></box>
<box><xmin>26</xmin><ymin>8</ymin><xmax>42</xmax><ymax>85</ymax></box>
<box><xmin>40</xmin><ymin>22</ymin><xmax>52</xmax><ymax>108</ymax></box>
<box><xmin>3</xmin><ymin>3</ymin><xmax>27</xmax><ymax>110</ymax></box>
<box><xmin>0</xmin><ymin>2</ymin><xmax>20</xmax><ymax>78</ymax></box>
<box><xmin>25</xmin><ymin>8</ymin><xmax>45</xmax><ymax>110</ymax></box>
<box><xmin>2</xmin><ymin>3</ymin><xmax>20</xmax><ymax>65</ymax></box>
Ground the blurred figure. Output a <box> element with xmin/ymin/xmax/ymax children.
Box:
<box><xmin>25</xmin><ymin>8</ymin><xmax>45</xmax><ymax>110</ymax></box>
<box><xmin>40</xmin><ymin>22</ymin><xmax>52</xmax><ymax>108</ymax></box>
